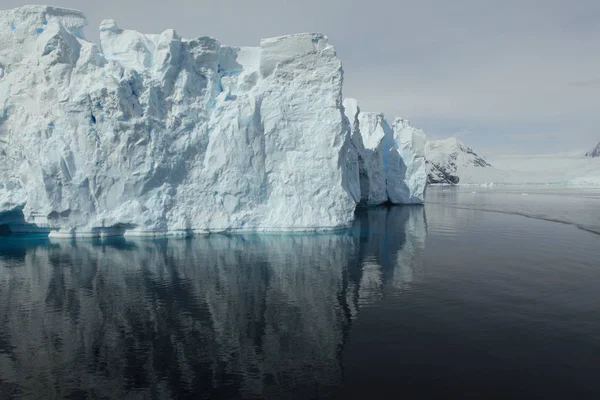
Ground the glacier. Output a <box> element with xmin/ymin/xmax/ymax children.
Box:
<box><xmin>0</xmin><ymin>5</ymin><xmax>425</xmax><ymax>237</ymax></box>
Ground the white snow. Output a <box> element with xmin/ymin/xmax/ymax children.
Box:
<box><xmin>568</xmin><ymin>175</ymin><xmax>600</xmax><ymax>186</ymax></box>
<box><xmin>0</xmin><ymin>6</ymin><xmax>426</xmax><ymax>237</ymax></box>
<box><xmin>484</xmin><ymin>153</ymin><xmax>600</xmax><ymax>186</ymax></box>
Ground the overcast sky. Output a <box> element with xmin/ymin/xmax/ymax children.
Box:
<box><xmin>5</xmin><ymin>0</ymin><xmax>600</xmax><ymax>154</ymax></box>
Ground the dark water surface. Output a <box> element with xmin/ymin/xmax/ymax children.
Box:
<box><xmin>1</xmin><ymin>190</ymin><xmax>600</xmax><ymax>399</ymax></box>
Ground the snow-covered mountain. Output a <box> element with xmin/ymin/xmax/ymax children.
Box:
<box><xmin>424</xmin><ymin>138</ymin><xmax>600</xmax><ymax>186</ymax></box>
<box><xmin>425</xmin><ymin>137</ymin><xmax>491</xmax><ymax>184</ymax></box>
<box><xmin>0</xmin><ymin>6</ymin><xmax>426</xmax><ymax>237</ymax></box>
<box><xmin>586</xmin><ymin>141</ymin><xmax>600</xmax><ymax>158</ymax></box>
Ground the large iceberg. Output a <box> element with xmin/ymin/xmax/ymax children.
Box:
<box><xmin>0</xmin><ymin>6</ymin><xmax>425</xmax><ymax>237</ymax></box>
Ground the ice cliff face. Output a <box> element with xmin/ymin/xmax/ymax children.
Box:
<box><xmin>343</xmin><ymin>98</ymin><xmax>426</xmax><ymax>204</ymax></box>
<box><xmin>586</xmin><ymin>141</ymin><xmax>600</xmax><ymax>158</ymax></box>
<box><xmin>425</xmin><ymin>137</ymin><xmax>491</xmax><ymax>184</ymax></box>
<box><xmin>0</xmin><ymin>6</ymin><xmax>425</xmax><ymax>237</ymax></box>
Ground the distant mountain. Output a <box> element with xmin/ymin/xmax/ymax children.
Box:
<box><xmin>585</xmin><ymin>141</ymin><xmax>600</xmax><ymax>158</ymax></box>
<box><xmin>425</xmin><ymin>138</ymin><xmax>491</xmax><ymax>184</ymax></box>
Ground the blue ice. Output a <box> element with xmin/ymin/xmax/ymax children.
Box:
<box><xmin>221</xmin><ymin>69</ymin><xmax>243</xmax><ymax>77</ymax></box>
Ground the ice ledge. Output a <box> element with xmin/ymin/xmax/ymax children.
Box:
<box><xmin>259</xmin><ymin>32</ymin><xmax>329</xmax><ymax>46</ymax></box>
<box><xmin>259</xmin><ymin>33</ymin><xmax>333</xmax><ymax>77</ymax></box>
<box><xmin>1</xmin><ymin>5</ymin><xmax>87</xmax><ymax>32</ymax></box>
<box><xmin>1</xmin><ymin>4</ymin><xmax>86</xmax><ymax>16</ymax></box>
<box><xmin>46</xmin><ymin>225</ymin><xmax>352</xmax><ymax>239</ymax></box>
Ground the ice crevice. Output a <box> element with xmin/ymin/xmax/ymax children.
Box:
<box><xmin>0</xmin><ymin>5</ymin><xmax>426</xmax><ymax>238</ymax></box>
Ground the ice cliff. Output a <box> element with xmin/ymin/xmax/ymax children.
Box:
<box><xmin>425</xmin><ymin>137</ymin><xmax>491</xmax><ymax>184</ymax></box>
<box><xmin>0</xmin><ymin>5</ymin><xmax>425</xmax><ymax>237</ymax></box>
<box><xmin>343</xmin><ymin>99</ymin><xmax>427</xmax><ymax>205</ymax></box>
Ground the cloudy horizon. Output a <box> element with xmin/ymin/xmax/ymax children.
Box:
<box><xmin>4</xmin><ymin>0</ymin><xmax>599</xmax><ymax>155</ymax></box>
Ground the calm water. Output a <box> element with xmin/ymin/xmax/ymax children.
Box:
<box><xmin>427</xmin><ymin>184</ymin><xmax>600</xmax><ymax>234</ymax></box>
<box><xmin>1</xmin><ymin>187</ymin><xmax>600</xmax><ymax>399</ymax></box>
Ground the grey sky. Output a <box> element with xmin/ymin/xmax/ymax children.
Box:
<box><xmin>4</xmin><ymin>0</ymin><xmax>600</xmax><ymax>154</ymax></box>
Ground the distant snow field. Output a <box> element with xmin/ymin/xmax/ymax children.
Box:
<box><xmin>426</xmin><ymin>137</ymin><xmax>600</xmax><ymax>186</ymax></box>
<box><xmin>475</xmin><ymin>152</ymin><xmax>600</xmax><ymax>186</ymax></box>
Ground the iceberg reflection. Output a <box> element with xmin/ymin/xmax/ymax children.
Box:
<box><xmin>0</xmin><ymin>206</ymin><xmax>426</xmax><ymax>399</ymax></box>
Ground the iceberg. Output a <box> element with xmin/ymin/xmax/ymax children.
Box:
<box><xmin>343</xmin><ymin>98</ymin><xmax>427</xmax><ymax>204</ymax></box>
<box><xmin>0</xmin><ymin>6</ymin><xmax>425</xmax><ymax>237</ymax></box>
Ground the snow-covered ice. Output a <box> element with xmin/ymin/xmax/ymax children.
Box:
<box><xmin>0</xmin><ymin>6</ymin><xmax>426</xmax><ymax>237</ymax></box>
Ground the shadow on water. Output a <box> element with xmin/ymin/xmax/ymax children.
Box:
<box><xmin>0</xmin><ymin>207</ymin><xmax>426</xmax><ymax>399</ymax></box>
